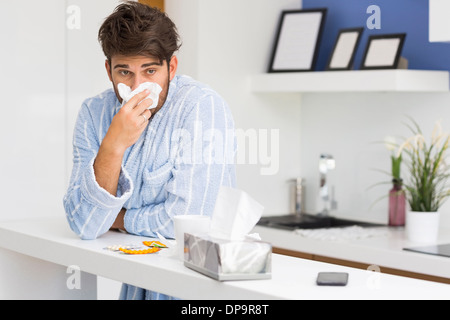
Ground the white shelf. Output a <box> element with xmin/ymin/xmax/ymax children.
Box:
<box><xmin>250</xmin><ymin>70</ymin><xmax>450</xmax><ymax>93</ymax></box>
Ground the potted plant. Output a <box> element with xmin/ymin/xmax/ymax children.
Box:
<box><xmin>399</xmin><ymin>119</ymin><xmax>450</xmax><ymax>243</ymax></box>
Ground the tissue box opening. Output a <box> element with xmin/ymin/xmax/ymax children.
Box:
<box><xmin>183</xmin><ymin>233</ymin><xmax>272</xmax><ymax>281</ymax></box>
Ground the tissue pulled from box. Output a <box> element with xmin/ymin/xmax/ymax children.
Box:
<box><xmin>209</xmin><ymin>186</ymin><xmax>264</xmax><ymax>241</ymax></box>
<box><xmin>117</xmin><ymin>82</ymin><xmax>162</xmax><ymax>109</ymax></box>
<box><xmin>184</xmin><ymin>233</ymin><xmax>272</xmax><ymax>281</ymax></box>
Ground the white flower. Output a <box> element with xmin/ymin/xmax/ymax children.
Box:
<box><xmin>413</xmin><ymin>134</ymin><xmax>425</xmax><ymax>150</ymax></box>
<box><xmin>384</xmin><ymin>136</ymin><xmax>397</xmax><ymax>151</ymax></box>
<box><xmin>432</xmin><ymin>119</ymin><xmax>443</xmax><ymax>145</ymax></box>
<box><xmin>396</xmin><ymin>135</ymin><xmax>418</xmax><ymax>158</ymax></box>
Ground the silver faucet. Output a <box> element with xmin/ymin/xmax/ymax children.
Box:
<box><xmin>319</xmin><ymin>154</ymin><xmax>336</xmax><ymax>216</ymax></box>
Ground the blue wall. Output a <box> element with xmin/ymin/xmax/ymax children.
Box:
<box><xmin>302</xmin><ymin>0</ymin><xmax>450</xmax><ymax>71</ymax></box>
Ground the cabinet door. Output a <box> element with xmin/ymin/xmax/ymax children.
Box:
<box><xmin>429</xmin><ymin>0</ymin><xmax>450</xmax><ymax>42</ymax></box>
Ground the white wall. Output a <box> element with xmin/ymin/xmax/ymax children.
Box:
<box><xmin>0</xmin><ymin>1</ymin><xmax>66</xmax><ymax>221</ymax></box>
<box><xmin>300</xmin><ymin>92</ymin><xmax>450</xmax><ymax>228</ymax></box>
<box><xmin>166</xmin><ymin>0</ymin><xmax>303</xmax><ymax>215</ymax></box>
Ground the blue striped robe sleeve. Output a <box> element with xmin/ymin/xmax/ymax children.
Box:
<box><xmin>63</xmin><ymin>102</ymin><xmax>134</xmax><ymax>240</ymax></box>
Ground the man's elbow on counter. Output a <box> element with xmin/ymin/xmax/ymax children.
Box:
<box><xmin>64</xmin><ymin>216</ymin><xmax>101</xmax><ymax>241</ymax></box>
<box><xmin>78</xmin><ymin>232</ymin><xmax>99</xmax><ymax>241</ymax></box>
<box><xmin>63</xmin><ymin>203</ymin><xmax>104</xmax><ymax>240</ymax></box>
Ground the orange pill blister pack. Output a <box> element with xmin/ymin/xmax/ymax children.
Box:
<box><xmin>119</xmin><ymin>247</ymin><xmax>161</xmax><ymax>255</ymax></box>
<box><xmin>104</xmin><ymin>241</ymin><xmax>168</xmax><ymax>255</ymax></box>
<box><xmin>142</xmin><ymin>241</ymin><xmax>167</xmax><ymax>248</ymax></box>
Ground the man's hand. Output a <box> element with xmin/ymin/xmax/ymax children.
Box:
<box><xmin>104</xmin><ymin>89</ymin><xmax>154</xmax><ymax>154</ymax></box>
<box><xmin>93</xmin><ymin>89</ymin><xmax>153</xmax><ymax>196</ymax></box>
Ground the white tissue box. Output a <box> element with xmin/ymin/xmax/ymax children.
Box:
<box><xmin>183</xmin><ymin>233</ymin><xmax>272</xmax><ymax>281</ymax></box>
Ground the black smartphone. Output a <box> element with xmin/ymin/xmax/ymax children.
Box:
<box><xmin>316</xmin><ymin>272</ymin><xmax>349</xmax><ymax>286</ymax></box>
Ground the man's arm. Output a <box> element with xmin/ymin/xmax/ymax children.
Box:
<box><xmin>93</xmin><ymin>90</ymin><xmax>153</xmax><ymax>231</ymax></box>
<box><xmin>93</xmin><ymin>141</ymin><xmax>124</xmax><ymax>197</ymax></box>
<box><xmin>94</xmin><ymin>89</ymin><xmax>152</xmax><ymax>196</ymax></box>
<box><xmin>94</xmin><ymin>90</ymin><xmax>153</xmax><ymax>230</ymax></box>
<box><xmin>63</xmin><ymin>90</ymin><xmax>154</xmax><ymax>239</ymax></box>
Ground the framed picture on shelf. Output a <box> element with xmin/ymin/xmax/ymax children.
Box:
<box><xmin>360</xmin><ymin>33</ymin><xmax>407</xmax><ymax>70</ymax></box>
<box><xmin>268</xmin><ymin>8</ymin><xmax>327</xmax><ymax>73</ymax></box>
<box><xmin>326</xmin><ymin>27</ymin><xmax>364</xmax><ymax>71</ymax></box>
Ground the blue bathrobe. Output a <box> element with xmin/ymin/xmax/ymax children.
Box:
<box><xmin>63</xmin><ymin>75</ymin><xmax>236</xmax><ymax>299</ymax></box>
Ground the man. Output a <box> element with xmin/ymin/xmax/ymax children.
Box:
<box><xmin>63</xmin><ymin>2</ymin><xmax>236</xmax><ymax>300</ymax></box>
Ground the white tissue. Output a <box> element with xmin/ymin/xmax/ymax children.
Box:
<box><xmin>209</xmin><ymin>186</ymin><xmax>264</xmax><ymax>241</ymax></box>
<box><xmin>220</xmin><ymin>241</ymin><xmax>269</xmax><ymax>274</ymax></box>
<box><xmin>117</xmin><ymin>82</ymin><xmax>162</xmax><ymax>109</ymax></box>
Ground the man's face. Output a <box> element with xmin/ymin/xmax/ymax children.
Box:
<box><xmin>106</xmin><ymin>54</ymin><xmax>178</xmax><ymax>115</ymax></box>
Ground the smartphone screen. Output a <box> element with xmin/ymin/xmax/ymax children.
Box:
<box><xmin>316</xmin><ymin>272</ymin><xmax>349</xmax><ymax>286</ymax></box>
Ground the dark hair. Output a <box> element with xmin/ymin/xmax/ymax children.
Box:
<box><xmin>98</xmin><ymin>2</ymin><xmax>181</xmax><ymax>63</ymax></box>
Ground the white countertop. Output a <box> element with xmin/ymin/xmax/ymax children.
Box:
<box><xmin>252</xmin><ymin>224</ymin><xmax>450</xmax><ymax>279</ymax></box>
<box><xmin>0</xmin><ymin>217</ymin><xmax>449</xmax><ymax>300</ymax></box>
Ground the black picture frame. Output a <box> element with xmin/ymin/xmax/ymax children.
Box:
<box><xmin>360</xmin><ymin>33</ymin><xmax>407</xmax><ymax>70</ymax></box>
<box><xmin>268</xmin><ymin>8</ymin><xmax>327</xmax><ymax>73</ymax></box>
<box><xmin>326</xmin><ymin>27</ymin><xmax>364</xmax><ymax>71</ymax></box>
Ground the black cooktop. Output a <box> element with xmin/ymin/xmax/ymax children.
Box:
<box><xmin>403</xmin><ymin>243</ymin><xmax>450</xmax><ymax>258</ymax></box>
